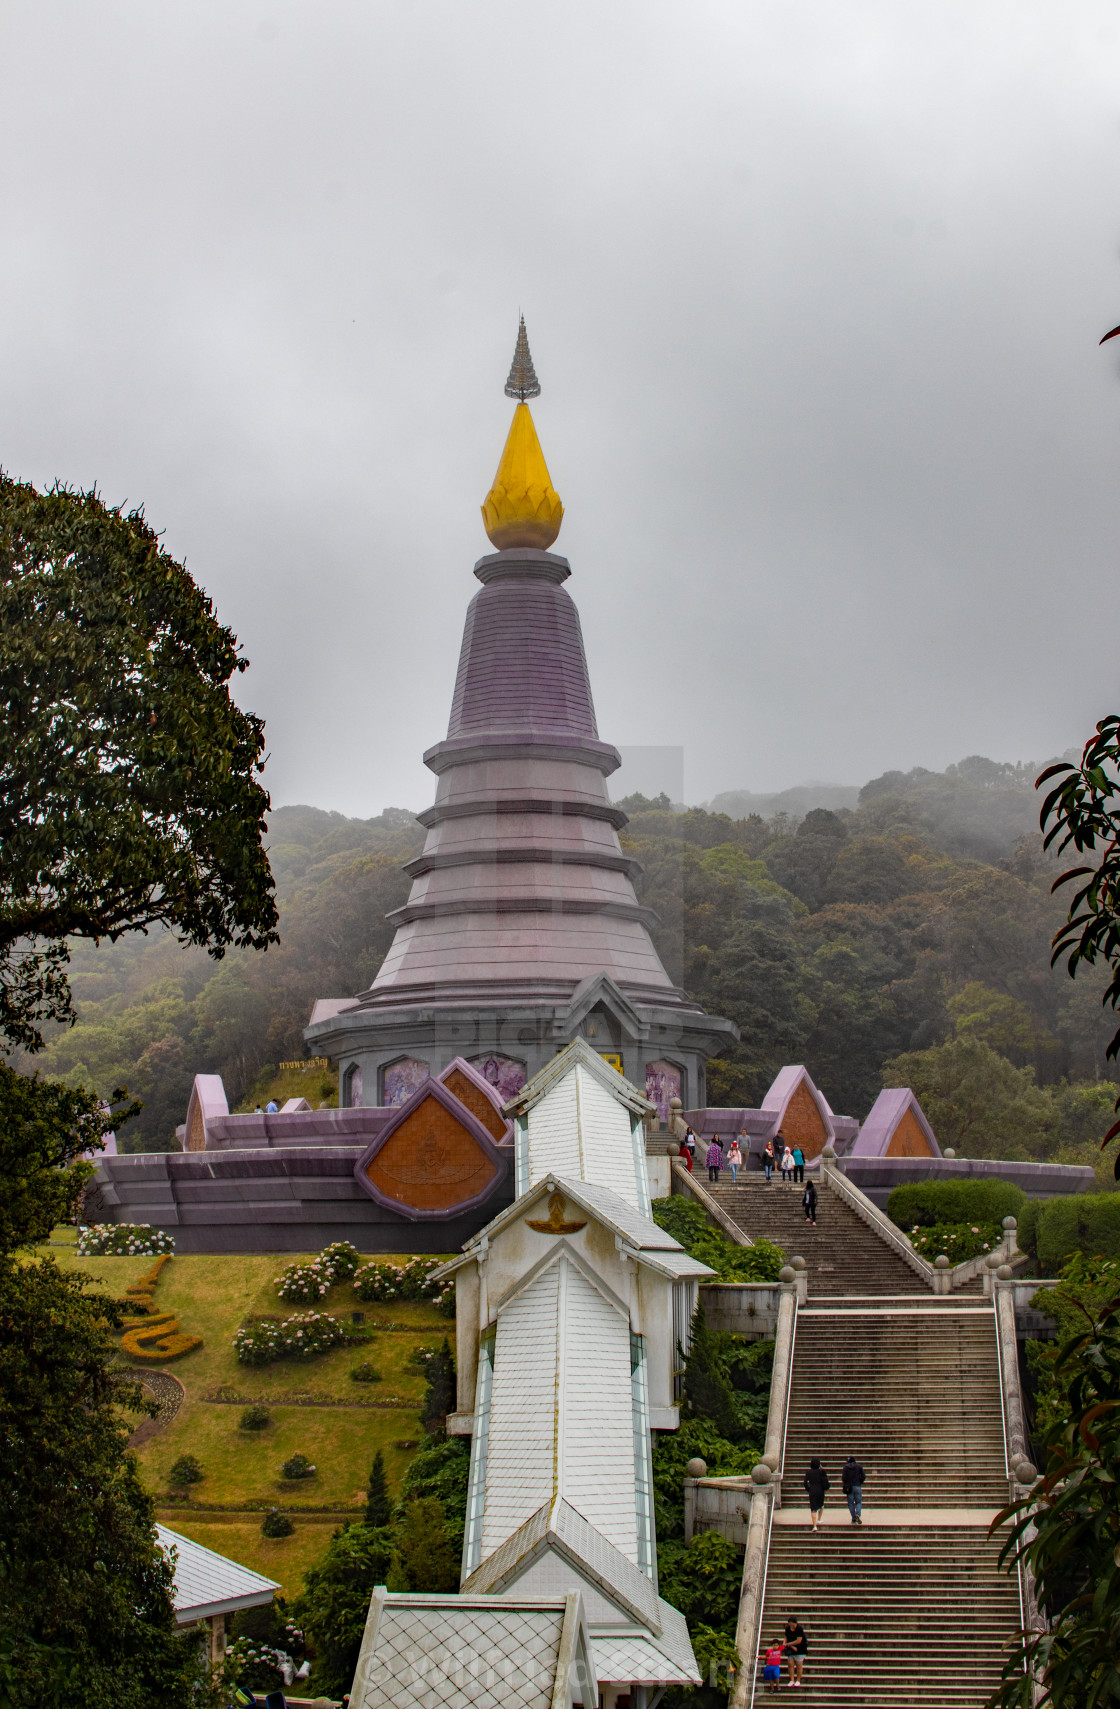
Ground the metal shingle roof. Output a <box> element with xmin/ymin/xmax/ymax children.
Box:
<box><xmin>157</xmin><ymin>1526</ymin><xmax>279</xmax><ymax>1622</ymax></box>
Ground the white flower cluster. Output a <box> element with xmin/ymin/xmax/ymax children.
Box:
<box><xmin>224</xmin><ymin>1635</ymin><xmax>292</xmax><ymax>1682</ymax></box>
<box><xmin>353</xmin><ymin>1256</ymin><xmax>452</xmax><ymax>1309</ymax></box>
<box><xmin>275</xmin><ymin>1240</ymin><xmax>361</xmax><ymax>1302</ymax></box>
<box><xmin>77</xmin><ymin>1223</ymin><xmax>174</xmax><ymax>1258</ymax></box>
<box><xmin>234</xmin><ymin>1310</ymin><xmax>347</xmax><ymax>1366</ymax></box>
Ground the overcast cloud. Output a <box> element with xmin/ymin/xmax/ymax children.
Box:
<box><xmin>2</xmin><ymin>0</ymin><xmax>1119</xmax><ymax>814</ymax></box>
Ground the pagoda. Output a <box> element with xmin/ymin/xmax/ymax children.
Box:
<box><xmin>306</xmin><ymin>322</ymin><xmax>737</xmax><ymax>1111</ymax></box>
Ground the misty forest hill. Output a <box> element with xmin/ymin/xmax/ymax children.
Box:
<box><xmin>33</xmin><ymin>756</ymin><xmax>1119</xmax><ymax>1179</ymax></box>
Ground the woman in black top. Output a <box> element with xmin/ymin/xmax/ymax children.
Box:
<box><xmin>803</xmin><ymin>1457</ymin><xmax>830</xmax><ymax>1531</ymax></box>
<box><xmin>782</xmin><ymin>1617</ymin><xmax>808</xmax><ymax>1688</ymax></box>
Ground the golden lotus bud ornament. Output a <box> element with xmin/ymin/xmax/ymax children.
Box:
<box><xmin>481</xmin><ymin>317</ymin><xmax>564</xmax><ymax>551</ymax></box>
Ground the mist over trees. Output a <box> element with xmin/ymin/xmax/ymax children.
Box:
<box><xmin>28</xmin><ymin>759</ymin><xmax>1120</xmax><ymax>1175</ymax></box>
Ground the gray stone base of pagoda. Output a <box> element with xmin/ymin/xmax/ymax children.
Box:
<box><xmin>305</xmin><ymin>982</ymin><xmax>739</xmax><ymax>1115</ymax></box>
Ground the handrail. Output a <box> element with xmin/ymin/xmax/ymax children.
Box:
<box><xmin>821</xmin><ymin>1156</ymin><xmax>937</xmax><ymax>1288</ymax></box>
<box><xmin>671</xmin><ymin>1159</ymin><xmax>755</xmax><ymax>1247</ymax></box>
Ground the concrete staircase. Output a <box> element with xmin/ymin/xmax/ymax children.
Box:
<box><xmin>715</xmin><ymin>1175</ymin><xmax>1022</xmax><ymax>1705</ymax></box>
<box><xmin>783</xmin><ymin>1304</ymin><xmax>1008</xmax><ymax>1506</ymax></box>
<box><xmin>709</xmin><ymin>1176</ymin><xmax>927</xmax><ymax>1295</ymax></box>
<box><xmin>757</xmin><ymin>1526</ymin><xmax>1021</xmax><ymax>1706</ymax></box>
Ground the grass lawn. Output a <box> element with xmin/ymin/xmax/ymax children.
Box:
<box><xmin>34</xmin><ymin>1240</ymin><xmax>455</xmax><ymax>1596</ymax></box>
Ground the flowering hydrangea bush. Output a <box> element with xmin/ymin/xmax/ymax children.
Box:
<box><xmin>909</xmin><ymin>1221</ymin><xmax>1001</xmax><ymax>1265</ymax></box>
<box><xmin>224</xmin><ymin>1636</ymin><xmax>292</xmax><ymax>1692</ymax></box>
<box><xmin>234</xmin><ymin>1311</ymin><xmax>347</xmax><ymax>1365</ymax></box>
<box><xmin>353</xmin><ymin>1256</ymin><xmax>454</xmax><ymax>1313</ymax></box>
<box><xmin>77</xmin><ymin>1223</ymin><xmax>174</xmax><ymax>1258</ymax></box>
<box><xmin>275</xmin><ymin>1241</ymin><xmax>361</xmax><ymax>1302</ymax></box>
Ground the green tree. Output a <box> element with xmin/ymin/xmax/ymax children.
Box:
<box><xmin>1039</xmin><ymin>717</ymin><xmax>1120</xmax><ymax>1168</ymax></box>
<box><xmin>881</xmin><ymin>1036</ymin><xmax>1057</xmax><ymax>1159</ymax></box>
<box><xmin>0</xmin><ymin>475</ymin><xmax>277</xmax><ymax>1052</ymax></box>
<box><xmin>682</xmin><ymin>1304</ymin><xmax>741</xmax><ymax>1443</ymax></box>
<box><xmin>991</xmin><ymin>1272</ymin><xmax>1120</xmax><ymax>1706</ymax></box>
<box><xmin>390</xmin><ymin>1496</ymin><xmax>458</xmax><ymax>1593</ymax></box>
<box><xmin>365</xmin><ymin>1448</ymin><xmax>392</xmax><ymax>1527</ymax></box>
<box><xmin>295</xmin><ymin>1523</ymin><xmax>394</xmax><ymax>1697</ymax></box>
<box><xmin>0</xmin><ymin>1257</ymin><xmax>213</xmax><ymax>1705</ymax></box>
<box><xmin>419</xmin><ymin>1338</ymin><xmax>456</xmax><ymax>1435</ymax></box>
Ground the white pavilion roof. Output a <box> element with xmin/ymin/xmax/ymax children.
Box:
<box><xmin>157</xmin><ymin>1525</ymin><xmax>279</xmax><ymax>1624</ymax></box>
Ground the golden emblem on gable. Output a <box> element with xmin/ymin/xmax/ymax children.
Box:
<box><xmin>526</xmin><ymin>1192</ymin><xmax>587</xmax><ymax>1235</ymax></box>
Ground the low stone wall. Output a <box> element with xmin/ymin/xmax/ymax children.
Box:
<box><xmin>700</xmin><ymin>1283</ymin><xmax>782</xmax><ymax>1337</ymax></box>
<box><xmin>684</xmin><ymin>1476</ymin><xmax>755</xmax><ymax>1544</ymax></box>
<box><xmin>92</xmin><ymin>1146</ymin><xmax>515</xmax><ymax>1254</ymax></box>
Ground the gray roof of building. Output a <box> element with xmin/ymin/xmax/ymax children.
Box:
<box><xmin>463</xmin><ymin>1497</ymin><xmax>661</xmax><ymax>1635</ymax></box>
<box><xmin>157</xmin><ymin>1526</ymin><xmax>278</xmax><ymax>1623</ymax></box>
<box><xmin>351</xmin><ymin>1590</ymin><xmax>592</xmax><ymax>1709</ymax></box>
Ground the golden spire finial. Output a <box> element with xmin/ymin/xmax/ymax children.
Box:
<box><xmin>482</xmin><ymin>319</ymin><xmax>563</xmax><ymax>551</ymax></box>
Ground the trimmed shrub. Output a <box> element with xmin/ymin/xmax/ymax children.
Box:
<box><xmin>168</xmin><ymin>1454</ymin><xmax>203</xmax><ymax>1487</ymax></box>
<box><xmin>276</xmin><ymin>1260</ymin><xmax>333</xmax><ymax>1303</ymax></box>
<box><xmin>77</xmin><ymin>1222</ymin><xmax>173</xmax><ymax>1257</ymax></box>
<box><xmin>261</xmin><ymin>1508</ymin><xmax>294</xmax><ymax>1537</ymax></box>
<box><xmin>1018</xmin><ymin>1193</ymin><xmax>1120</xmax><ymax>1272</ymax></box>
<box><xmin>886</xmin><ymin>1178</ymin><xmax>1026</xmax><ymax>1231</ymax></box>
<box><xmin>350</xmin><ymin>1362</ymin><xmax>382</xmax><ymax>1383</ymax></box>
<box><xmin>119</xmin><ymin>1309</ymin><xmax>202</xmax><ymax>1362</ymax></box>
<box><xmin>907</xmin><ymin>1222</ymin><xmax>1000</xmax><ymax>1265</ymax></box>
<box><xmin>353</xmin><ymin>1256</ymin><xmax>454</xmax><ymax>1312</ymax></box>
<box><xmin>234</xmin><ymin>1311</ymin><xmax>347</xmax><ymax>1365</ymax></box>
<box><xmin>281</xmin><ymin>1453</ymin><xmax>317</xmax><ymax>1480</ymax></box>
<box><xmin>275</xmin><ymin>1241</ymin><xmax>362</xmax><ymax>1303</ymax></box>
<box><xmin>239</xmin><ymin>1405</ymin><xmax>271</xmax><ymax>1431</ymax></box>
<box><xmin>320</xmin><ymin>1241</ymin><xmax>361</xmax><ymax>1279</ymax></box>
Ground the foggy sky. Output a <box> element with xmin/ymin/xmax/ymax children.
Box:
<box><xmin>3</xmin><ymin>0</ymin><xmax>1120</xmax><ymax>816</ymax></box>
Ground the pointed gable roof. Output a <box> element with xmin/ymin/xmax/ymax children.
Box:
<box><xmin>503</xmin><ymin>1036</ymin><xmax>652</xmax><ymax>1119</ymax></box>
<box><xmin>852</xmin><ymin>1088</ymin><xmax>941</xmax><ymax>1158</ymax></box>
<box><xmin>438</xmin><ymin>1055</ymin><xmax>513</xmax><ymax>1143</ymax></box>
<box><xmin>463</xmin><ymin>1496</ymin><xmax>661</xmax><ymax>1633</ymax></box>
<box><xmin>558</xmin><ymin>973</ymin><xmax>647</xmax><ymax>1045</ymax></box>
<box><xmin>352</xmin><ymin>1076</ymin><xmax>506</xmax><ymax>1220</ymax></box>
<box><xmin>761</xmin><ymin>1065</ymin><xmax>836</xmax><ymax>1159</ymax></box>
<box><xmin>431</xmin><ymin>1176</ymin><xmax>711</xmax><ymax>1284</ymax></box>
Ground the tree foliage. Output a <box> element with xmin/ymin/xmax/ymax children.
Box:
<box><xmin>1038</xmin><ymin>716</ymin><xmax>1120</xmax><ymax>1168</ymax></box>
<box><xmin>991</xmin><ymin>1268</ymin><xmax>1120</xmax><ymax>1707</ymax></box>
<box><xmin>0</xmin><ymin>474</ymin><xmax>277</xmax><ymax>1052</ymax></box>
<box><xmin>0</xmin><ymin>1257</ymin><xmax>213</xmax><ymax>1706</ymax></box>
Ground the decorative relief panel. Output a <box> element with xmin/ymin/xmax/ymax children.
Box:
<box><xmin>644</xmin><ymin>1061</ymin><xmax>682</xmax><ymax>1124</ymax></box>
<box><xmin>382</xmin><ymin>1057</ymin><xmax>430</xmax><ymax>1108</ymax></box>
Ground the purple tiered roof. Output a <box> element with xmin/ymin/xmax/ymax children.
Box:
<box><xmin>353</xmin><ymin>547</ymin><xmax>685</xmax><ymax>1014</ymax></box>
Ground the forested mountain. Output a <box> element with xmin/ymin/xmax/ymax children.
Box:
<box><xmin>26</xmin><ymin>757</ymin><xmax>1119</xmax><ymax>1172</ymax></box>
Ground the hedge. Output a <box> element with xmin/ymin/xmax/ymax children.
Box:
<box><xmin>886</xmin><ymin>1178</ymin><xmax>1026</xmax><ymax>1231</ymax></box>
<box><xmin>1017</xmin><ymin>1193</ymin><xmax>1120</xmax><ymax>1272</ymax></box>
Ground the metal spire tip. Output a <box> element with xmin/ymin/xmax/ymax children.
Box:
<box><xmin>504</xmin><ymin>315</ymin><xmax>541</xmax><ymax>401</ymax></box>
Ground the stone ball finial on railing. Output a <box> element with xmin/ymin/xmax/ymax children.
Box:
<box><xmin>669</xmin><ymin>1097</ymin><xmax>682</xmax><ymax>1111</ymax></box>
<box><xmin>996</xmin><ymin>1263</ymin><xmax>1013</xmax><ymax>1281</ymax></box>
<box><xmin>1002</xmin><ymin>1215</ymin><xmax>1018</xmax><ymax>1231</ymax></box>
<box><xmin>750</xmin><ymin>1461</ymin><xmax>773</xmax><ymax>1485</ymax></box>
<box><xmin>778</xmin><ymin>1264</ymin><xmax>796</xmax><ymax>1285</ymax></box>
<box><xmin>761</xmin><ymin>1452</ymin><xmax>780</xmax><ymax>1472</ymax></box>
<box><xmin>791</xmin><ymin>1255</ymin><xmax>807</xmax><ymax>1272</ymax></box>
<box><xmin>821</xmin><ymin>1143</ymin><xmax>836</xmax><ymax>1161</ymax></box>
<box><xmin>943</xmin><ymin>1147</ymin><xmax>956</xmax><ymax>1158</ymax></box>
<box><xmin>934</xmin><ymin>1254</ymin><xmax>951</xmax><ymax>1270</ymax></box>
<box><xmin>686</xmin><ymin>1457</ymin><xmax>707</xmax><ymax>1479</ymax></box>
<box><xmin>1012</xmin><ymin>1456</ymin><xmax>1038</xmax><ymax>1484</ymax></box>
<box><xmin>986</xmin><ymin>1251</ymin><xmax>1004</xmax><ymax>1269</ymax></box>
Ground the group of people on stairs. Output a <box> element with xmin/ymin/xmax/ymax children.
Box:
<box><xmin>677</xmin><ymin>1127</ymin><xmax>819</xmax><ymax>1224</ymax></box>
<box><xmin>758</xmin><ymin>1456</ymin><xmax>868</xmax><ymax>1691</ymax></box>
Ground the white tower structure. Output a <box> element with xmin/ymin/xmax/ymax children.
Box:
<box><xmin>350</xmin><ymin>1041</ymin><xmax>711</xmax><ymax>1707</ymax></box>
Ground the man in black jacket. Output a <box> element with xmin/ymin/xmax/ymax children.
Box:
<box><xmin>842</xmin><ymin>1453</ymin><xmax>866</xmax><ymax>1525</ymax></box>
